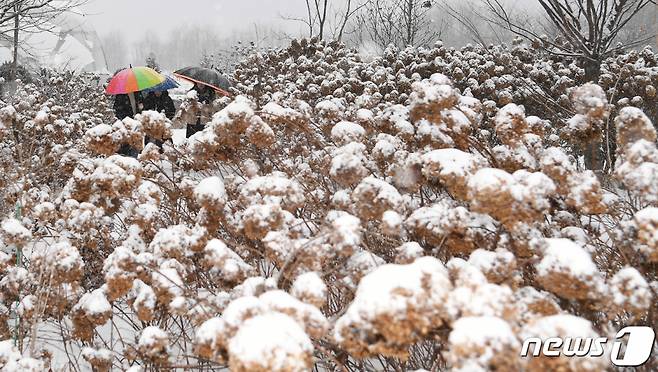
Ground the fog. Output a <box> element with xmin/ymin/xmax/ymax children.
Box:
<box><xmin>81</xmin><ymin>0</ymin><xmax>542</xmax><ymax>71</ymax></box>
<box><xmin>82</xmin><ymin>0</ymin><xmax>306</xmax><ymax>42</ymax></box>
<box><xmin>1</xmin><ymin>0</ymin><xmax>654</xmax><ymax>72</ymax></box>
<box><xmin>80</xmin><ymin>0</ymin><xmax>323</xmax><ymax>70</ymax></box>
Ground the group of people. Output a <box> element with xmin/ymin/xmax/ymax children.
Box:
<box><xmin>113</xmin><ymin>83</ymin><xmax>216</xmax><ymax>157</ymax></box>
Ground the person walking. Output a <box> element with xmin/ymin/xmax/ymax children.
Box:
<box><xmin>113</xmin><ymin>94</ymin><xmax>135</xmax><ymax>121</ymax></box>
<box><xmin>106</xmin><ymin>66</ymin><xmax>169</xmax><ymax>157</ymax></box>
<box><xmin>143</xmin><ymin>90</ymin><xmax>176</xmax><ymax>118</ymax></box>
<box><xmin>186</xmin><ymin>83</ymin><xmax>216</xmax><ymax>138</ymax></box>
<box><xmin>113</xmin><ymin>92</ymin><xmax>142</xmax><ymax>157</ymax></box>
<box><xmin>143</xmin><ymin>90</ymin><xmax>176</xmax><ymax>149</ymax></box>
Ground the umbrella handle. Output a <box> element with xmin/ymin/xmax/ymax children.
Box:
<box><xmin>128</xmin><ymin>93</ymin><xmax>137</xmax><ymax>116</ymax></box>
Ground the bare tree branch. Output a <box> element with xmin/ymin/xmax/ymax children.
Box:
<box><xmin>481</xmin><ymin>0</ymin><xmax>655</xmax><ymax>78</ymax></box>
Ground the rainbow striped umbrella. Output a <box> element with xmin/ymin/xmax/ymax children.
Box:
<box><xmin>106</xmin><ymin>66</ymin><xmax>165</xmax><ymax>95</ymax></box>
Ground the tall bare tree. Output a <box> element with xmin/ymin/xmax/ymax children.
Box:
<box><xmin>483</xmin><ymin>0</ymin><xmax>656</xmax><ymax>81</ymax></box>
<box><xmin>441</xmin><ymin>0</ymin><xmax>521</xmax><ymax>47</ymax></box>
<box><xmin>358</xmin><ymin>0</ymin><xmax>440</xmax><ymax>49</ymax></box>
<box><xmin>0</xmin><ymin>0</ymin><xmax>86</xmax><ymax>79</ymax></box>
<box><xmin>285</xmin><ymin>0</ymin><xmax>368</xmax><ymax>41</ymax></box>
<box><xmin>483</xmin><ymin>0</ymin><xmax>656</xmax><ymax>171</ymax></box>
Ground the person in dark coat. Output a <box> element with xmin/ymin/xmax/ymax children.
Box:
<box><xmin>113</xmin><ymin>93</ymin><xmax>142</xmax><ymax>157</ymax></box>
<box><xmin>186</xmin><ymin>83</ymin><xmax>216</xmax><ymax>138</ymax></box>
<box><xmin>143</xmin><ymin>90</ymin><xmax>176</xmax><ymax>149</ymax></box>
<box><xmin>113</xmin><ymin>94</ymin><xmax>138</xmax><ymax>120</ymax></box>
<box><xmin>143</xmin><ymin>90</ymin><xmax>176</xmax><ymax>118</ymax></box>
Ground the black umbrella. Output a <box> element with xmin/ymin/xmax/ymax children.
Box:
<box><xmin>173</xmin><ymin>66</ymin><xmax>232</xmax><ymax>97</ymax></box>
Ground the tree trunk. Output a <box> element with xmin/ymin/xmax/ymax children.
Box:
<box><xmin>337</xmin><ymin>0</ymin><xmax>352</xmax><ymax>41</ymax></box>
<box><xmin>11</xmin><ymin>6</ymin><xmax>19</xmax><ymax>81</ymax></box>
<box><xmin>319</xmin><ymin>0</ymin><xmax>328</xmax><ymax>40</ymax></box>
<box><xmin>583</xmin><ymin>57</ymin><xmax>604</xmax><ymax>172</ymax></box>
<box><xmin>583</xmin><ymin>59</ymin><xmax>601</xmax><ymax>83</ymax></box>
<box><xmin>405</xmin><ymin>0</ymin><xmax>414</xmax><ymax>45</ymax></box>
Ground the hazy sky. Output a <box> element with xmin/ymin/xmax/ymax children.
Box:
<box><xmin>82</xmin><ymin>0</ymin><xmax>304</xmax><ymax>41</ymax></box>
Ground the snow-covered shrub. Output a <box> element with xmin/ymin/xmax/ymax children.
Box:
<box><xmin>519</xmin><ymin>315</ymin><xmax>610</xmax><ymax>371</ymax></box>
<box><xmin>194</xmin><ymin>290</ymin><xmax>327</xmax><ymax>370</ymax></box>
<box><xmin>334</xmin><ymin>257</ymin><xmax>452</xmax><ymax>358</ymax></box>
<box><xmin>446</xmin><ymin>316</ymin><xmax>521</xmax><ymax>371</ymax></box>
<box><xmin>535</xmin><ymin>238</ymin><xmax>605</xmax><ymax>300</ymax></box>
<box><xmin>1</xmin><ymin>41</ymin><xmax>657</xmax><ymax>371</ymax></box>
<box><xmin>137</xmin><ymin>326</ymin><xmax>170</xmax><ymax>364</ymax></box>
